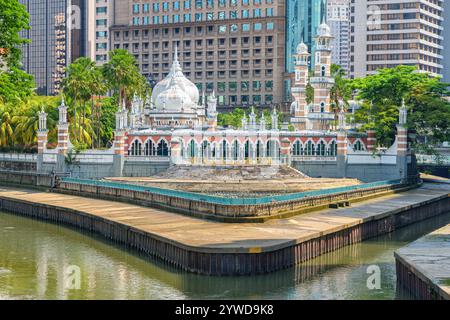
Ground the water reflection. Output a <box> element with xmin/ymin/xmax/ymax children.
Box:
<box><xmin>1</xmin><ymin>210</ymin><xmax>449</xmax><ymax>300</ymax></box>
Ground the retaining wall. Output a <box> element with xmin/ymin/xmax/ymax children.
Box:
<box><xmin>0</xmin><ymin>191</ymin><xmax>449</xmax><ymax>275</ymax></box>
<box><xmin>57</xmin><ymin>180</ymin><xmax>411</xmax><ymax>220</ymax></box>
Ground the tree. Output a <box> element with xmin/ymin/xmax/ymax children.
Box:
<box><xmin>62</xmin><ymin>57</ymin><xmax>96</xmax><ymax>144</ymax></box>
<box><xmin>0</xmin><ymin>0</ymin><xmax>34</xmax><ymax>103</ymax></box>
<box><xmin>0</xmin><ymin>105</ymin><xmax>14</xmax><ymax>148</ymax></box>
<box><xmin>330</xmin><ymin>64</ymin><xmax>351</xmax><ymax>129</ymax></box>
<box><xmin>0</xmin><ymin>0</ymin><xmax>30</xmax><ymax>68</ymax></box>
<box><xmin>0</xmin><ymin>67</ymin><xmax>34</xmax><ymax>104</ymax></box>
<box><xmin>12</xmin><ymin>97</ymin><xmax>58</xmax><ymax>147</ymax></box>
<box><xmin>102</xmin><ymin>49</ymin><xmax>146</xmax><ymax>108</ymax></box>
<box><xmin>351</xmin><ymin>65</ymin><xmax>450</xmax><ymax>148</ymax></box>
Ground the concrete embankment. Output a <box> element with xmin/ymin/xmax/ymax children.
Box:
<box><xmin>1</xmin><ymin>183</ymin><xmax>449</xmax><ymax>275</ymax></box>
<box><xmin>395</xmin><ymin>224</ymin><xmax>450</xmax><ymax>300</ymax></box>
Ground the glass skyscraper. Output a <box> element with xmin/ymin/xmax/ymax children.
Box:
<box><xmin>285</xmin><ymin>0</ymin><xmax>327</xmax><ymax>73</ymax></box>
<box><xmin>19</xmin><ymin>0</ymin><xmax>87</xmax><ymax>95</ymax></box>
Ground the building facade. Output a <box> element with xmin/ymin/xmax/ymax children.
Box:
<box><xmin>86</xmin><ymin>0</ymin><xmax>114</xmax><ymax>65</ymax></box>
<box><xmin>327</xmin><ymin>0</ymin><xmax>350</xmax><ymax>74</ymax></box>
<box><xmin>20</xmin><ymin>0</ymin><xmax>88</xmax><ymax>95</ymax></box>
<box><xmin>350</xmin><ymin>0</ymin><xmax>444</xmax><ymax>79</ymax></box>
<box><xmin>443</xmin><ymin>0</ymin><xmax>450</xmax><ymax>82</ymax></box>
<box><xmin>110</xmin><ymin>0</ymin><xmax>286</xmax><ymax>110</ymax></box>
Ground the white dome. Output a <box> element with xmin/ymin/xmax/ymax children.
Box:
<box><xmin>317</xmin><ymin>23</ymin><xmax>331</xmax><ymax>37</ymax></box>
<box><xmin>155</xmin><ymin>81</ymin><xmax>194</xmax><ymax>112</ymax></box>
<box><xmin>151</xmin><ymin>49</ymin><xmax>200</xmax><ymax>110</ymax></box>
<box><xmin>296</xmin><ymin>42</ymin><xmax>308</xmax><ymax>54</ymax></box>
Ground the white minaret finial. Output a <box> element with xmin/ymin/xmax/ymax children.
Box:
<box><xmin>38</xmin><ymin>106</ymin><xmax>47</xmax><ymax>131</ymax></box>
<box><xmin>174</xmin><ymin>44</ymin><xmax>178</xmax><ymax>62</ymax></box>
<box><xmin>271</xmin><ymin>107</ymin><xmax>278</xmax><ymax>130</ymax></box>
<box><xmin>399</xmin><ymin>98</ymin><xmax>407</xmax><ymax>126</ymax></box>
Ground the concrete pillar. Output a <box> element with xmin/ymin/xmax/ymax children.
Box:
<box><xmin>113</xmin><ymin>130</ymin><xmax>126</xmax><ymax>177</ymax></box>
<box><xmin>170</xmin><ymin>139</ymin><xmax>181</xmax><ymax>165</ymax></box>
<box><xmin>280</xmin><ymin>138</ymin><xmax>291</xmax><ymax>166</ymax></box>
<box><xmin>337</xmin><ymin>131</ymin><xmax>348</xmax><ymax>178</ymax></box>
<box><xmin>366</xmin><ymin>130</ymin><xmax>376</xmax><ymax>152</ymax></box>
<box><xmin>37</xmin><ymin>130</ymin><xmax>48</xmax><ymax>173</ymax></box>
<box><xmin>396</xmin><ymin>125</ymin><xmax>409</xmax><ymax>182</ymax></box>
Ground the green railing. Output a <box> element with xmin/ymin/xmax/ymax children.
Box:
<box><xmin>59</xmin><ymin>177</ymin><xmax>402</xmax><ymax>206</ymax></box>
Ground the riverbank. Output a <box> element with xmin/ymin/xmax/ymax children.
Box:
<box><xmin>2</xmin><ymin>210</ymin><xmax>449</xmax><ymax>299</ymax></box>
<box><xmin>395</xmin><ymin>224</ymin><xmax>450</xmax><ymax>300</ymax></box>
<box><xmin>0</xmin><ymin>183</ymin><xmax>449</xmax><ymax>275</ymax></box>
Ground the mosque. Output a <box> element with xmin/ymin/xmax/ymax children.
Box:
<box><xmin>113</xmin><ymin>22</ymin><xmax>369</xmax><ymax>166</ymax></box>
<box><xmin>36</xmin><ymin>23</ymin><xmax>413</xmax><ymax>182</ymax></box>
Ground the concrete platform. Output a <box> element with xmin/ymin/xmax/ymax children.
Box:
<box><xmin>395</xmin><ymin>224</ymin><xmax>450</xmax><ymax>299</ymax></box>
<box><xmin>0</xmin><ymin>183</ymin><xmax>448</xmax><ymax>253</ymax></box>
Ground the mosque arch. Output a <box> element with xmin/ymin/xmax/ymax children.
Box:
<box><xmin>130</xmin><ymin>139</ymin><xmax>143</xmax><ymax>156</ymax></box>
<box><xmin>144</xmin><ymin>139</ymin><xmax>156</xmax><ymax>156</ymax></box>
<box><xmin>157</xmin><ymin>139</ymin><xmax>169</xmax><ymax>156</ymax></box>
<box><xmin>353</xmin><ymin>139</ymin><xmax>365</xmax><ymax>151</ymax></box>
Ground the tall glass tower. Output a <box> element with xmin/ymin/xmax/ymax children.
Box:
<box><xmin>19</xmin><ymin>0</ymin><xmax>87</xmax><ymax>95</ymax></box>
<box><xmin>285</xmin><ymin>0</ymin><xmax>327</xmax><ymax>73</ymax></box>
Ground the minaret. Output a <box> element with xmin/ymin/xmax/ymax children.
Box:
<box><xmin>241</xmin><ymin>112</ymin><xmax>248</xmax><ymax>130</ymax></box>
<box><xmin>290</xmin><ymin>41</ymin><xmax>310</xmax><ymax>130</ymax></box>
<box><xmin>271</xmin><ymin>107</ymin><xmax>278</xmax><ymax>130</ymax></box>
<box><xmin>206</xmin><ymin>91</ymin><xmax>218</xmax><ymax>130</ymax></box>
<box><xmin>396</xmin><ymin>99</ymin><xmax>410</xmax><ymax>182</ymax></box>
<box><xmin>310</xmin><ymin>22</ymin><xmax>334</xmax><ymax>131</ymax></box>
<box><xmin>37</xmin><ymin>107</ymin><xmax>48</xmax><ymax>154</ymax></box>
<box><xmin>57</xmin><ymin>97</ymin><xmax>69</xmax><ymax>155</ymax></box>
<box><xmin>249</xmin><ymin>107</ymin><xmax>257</xmax><ymax>130</ymax></box>
<box><xmin>113</xmin><ymin>100</ymin><xmax>128</xmax><ymax>177</ymax></box>
<box><xmin>397</xmin><ymin>99</ymin><xmax>408</xmax><ymax>157</ymax></box>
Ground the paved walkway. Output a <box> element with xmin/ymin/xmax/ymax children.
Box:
<box><xmin>0</xmin><ymin>183</ymin><xmax>449</xmax><ymax>253</ymax></box>
<box><xmin>396</xmin><ymin>224</ymin><xmax>450</xmax><ymax>299</ymax></box>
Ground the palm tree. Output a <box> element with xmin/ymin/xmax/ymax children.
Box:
<box><xmin>87</xmin><ymin>67</ymin><xmax>107</xmax><ymax>148</ymax></box>
<box><xmin>12</xmin><ymin>97</ymin><xmax>58</xmax><ymax>147</ymax></box>
<box><xmin>0</xmin><ymin>106</ymin><xmax>14</xmax><ymax>148</ymax></box>
<box><xmin>330</xmin><ymin>64</ymin><xmax>351</xmax><ymax>129</ymax></box>
<box><xmin>102</xmin><ymin>49</ymin><xmax>146</xmax><ymax>108</ymax></box>
<box><xmin>62</xmin><ymin>57</ymin><xmax>95</xmax><ymax>144</ymax></box>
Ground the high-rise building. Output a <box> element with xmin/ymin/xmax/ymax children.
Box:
<box><xmin>443</xmin><ymin>0</ymin><xmax>450</xmax><ymax>82</ymax></box>
<box><xmin>285</xmin><ymin>0</ymin><xmax>327</xmax><ymax>73</ymax></box>
<box><xmin>350</xmin><ymin>0</ymin><xmax>444</xmax><ymax>79</ymax></box>
<box><xmin>327</xmin><ymin>0</ymin><xmax>350</xmax><ymax>74</ymax></box>
<box><xmin>110</xmin><ymin>0</ymin><xmax>286</xmax><ymax>110</ymax></box>
<box><xmin>86</xmin><ymin>0</ymin><xmax>114</xmax><ymax>65</ymax></box>
<box><xmin>20</xmin><ymin>0</ymin><xmax>88</xmax><ymax>95</ymax></box>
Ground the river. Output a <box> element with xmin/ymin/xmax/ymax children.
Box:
<box><xmin>1</xmin><ymin>210</ymin><xmax>449</xmax><ymax>300</ymax></box>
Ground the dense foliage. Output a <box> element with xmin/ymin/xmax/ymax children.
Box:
<box><xmin>0</xmin><ymin>0</ymin><xmax>34</xmax><ymax>104</ymax></box>
<box><xmin>352</xmin><ymin>66</ymin><xmax>450</xmax><ymax>148</ymax></box>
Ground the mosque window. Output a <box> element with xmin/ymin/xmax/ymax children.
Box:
<box><xmin>145</xmin><ymin>140</ymin><xmax>156</xmax><ymax>156</ymax></box>
<box><xmin>353</xmin><ymin>140</ymin><xmax>364</xmax><ymax>151</ymax></box>
<box><xmin>328</xmin><ymin>141</ymin><xmax>337</xmax><ymax>156</ymax></box>
<box><xmin>321</xmin><ymin>65</ymin><xmax>326</xmax><ymax>77</ymax></box>
<box><xmin>157</xmin><ymin>140</ymin><xmax>169</xmax><ymax>157</ymax></box>
<box><xmin>317</xmin><ymin>141</ymin><xmax>326</xmax><ymax>156</ymax></box>
<box><xmin>130</xmin><ymin>140</ymin><xmax>143</xmax><ymax>156</ymax></box>
<box><xmin>320</xmin><ymin>102</ymin><xmax>325</xmax><ymax>112</ymax></box>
